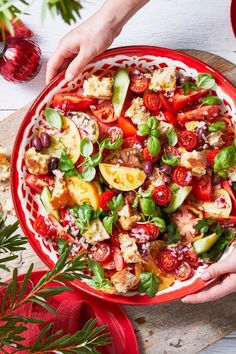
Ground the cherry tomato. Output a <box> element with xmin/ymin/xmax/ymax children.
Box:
<box><xmin>143</xmin><ymin>92</ymin><xmax>162</xmax><ymax>111</ymax></box>
<box><xmin>25</xmin><ymin>173</ymin><xmax>54</xmax><ymax>194</ymax></box>
<box><xmin>174</xmin><ymin>261</ymin><xmax>193</xmax><ymax>281</ymax></box>
<box><xmin>173</xmin><ymin>89</ymin><xmax>209</xmax><ymax>113</ymax></box>
<box><xmin>52</xmin><ymin>93</ymin><xmax>97</xmax><ymax>112</ymax></box>
<box><xmin>89</xmin><ymin>242</ymin><xmax>112</xmax><ymax>263</ymax></box>
<box><xmin>178</xmin><ymin>130</ymin><xmax>198</xmax><ymax>151</ymax></box>
<box><xmin>142</xmin><ymin>147</ymin><xmax>161</xmax><ymax>162</ymax></box>
<box><xmin>122</xmin><ymin>136</ymin><xmax>143</xmax><ymax>149</ymax></box>
<box><xmin>99</xmin><ymin>191</ymin><xmax>116</xmax><ymax>211</ymax></box>
<box><xmin>177</xmin><ymin>105</ymin><xmax>221</xmax><ymax>124</ymax></box>
<box><xmin>118</xmin><ymin>116</ymin><xmax>138</xmax><ymax>137</ymax></box>
<box><xmin>130</xmin><ymin>75</ymin><xmax>149</xmax><ymax>93</ymax></box>
<box><xmin>164</xmin><ymin>111</ymin><xmax>177</xmax><ymax>125</ymax></box>
<box><xmin>173</xmin><ymin>167</ymin><xmax>192</xmax><ymax>186</ymax></box>
<box><xmin>157</xmin><ymin>250</ymin><xmax>179</xmax><ymax>273</ymax></box>
<box><xmin>206</xmin><ymin>149</ymin><xmax>220</xmax><ymax>165</ymax></box>
<box><xmin>33</xmin><ymin>216</ymin><xmax>50</xmax><ymax>236</ymax></box>
<box><xmin>165</xmin><ymin>146</ymin><xmax>181</xmax><ymax>158</ymax></box>
<box><xmin>222</xmin><ymin>180</ymin><xmax>236</xmax><ymax>216</ymax></box>
<box><xmin>130</xmin><ymin>223</ymin><xmax>160</xmax><ymax>244</ymax></box>
<box><xmin>192</xmin><ymin>175</ymin><xmax>213</xmax><ymax>202</ymax></box>
<box><xmin>152</xmin><ymin>185</ymin><xmax>172</xmax><ymax>206</ymax></box>
<box><xmin>107</xmin><ymin>126</ymin><xmax>123</xmax><ymax>143</ymax></box>
<box><xmin>184</xmin><ymin>249</ymin><xmax>199</xmax><ymax>269</ymax></box>
<box><xmin>91</xmin><ymin>100</ymin><xmax>117</xmax><ymax>123</ymax></box>
<box><xmin>159</xmin><ymin>93</ymin><xmax>175</xmax><ymax>115</ymax></box>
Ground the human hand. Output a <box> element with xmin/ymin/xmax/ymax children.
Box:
<box><xmin>182</xmin><ymin>248</ymin><xmax>236</xmax><ymax>304</ymax></box>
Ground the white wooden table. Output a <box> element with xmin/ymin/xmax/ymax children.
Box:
<box><xmin>0</xmin><ymin>1</ymin><xmax>236</xmax><ymax>352</ymax></box>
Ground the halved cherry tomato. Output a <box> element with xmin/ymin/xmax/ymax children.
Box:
<box><xmin>178</xmin><ymin>130</ymin><xmax>198</xmax><ymax>152</ymax></box>
<box><xmin>173</xmin><ymin>89</ymin><xmax>209</xmax><ymax>113</ymax></box>
<box><xmin>25</xmin><ymin>173</ymin><xmax>54</xmax><ymax>194</ymax></box>
<box><xmin>192</xmin><ymin>175</ymin><xmax>213</xmax><ymax>202</ymax></box>
<box><xmin>152</xmin><ymin>185</ymin><xmax>172</xmax><ymax>206</ymax></box>
<box><xmin>173</xmin><ymin>167</ymin><xmax>192</xmax><ymax>186</ymax></box>
<box><xmin>222</xmin><ymin>180</ymin><xmax>236</xmax><ymax>215</ymax></box>
<box><xmin>157</xmin><ymin>250</ymin><xmax>179</xmax><ymax>273</ymax></box>
<box><xmin>143</xmin><ymin>93</ymin><xmax>162</xmax><ymax>111</ymax></box>
<box><xmin>159</xmin><ymin>93</ymin><xmax>175</xmax><ymax>115</ymax></box>
<box><xmin>33</xmin><ymin>216</ymin><xmax>50</xmax><ymax>237</ymax></box>
<box><xmin>130</xmin><ymin>75</ymin><xmax>149</xmax><ymax>94</ymax></box>
<box><xmin>91</xmin><ymin>100</ymin><xmax>117</xmax><ymax>123</ymax></box>
<box><xmin>184</xmin><ymin>249</ymin><xmax>199</xmax><ymax>269</ymax></box>
<box><xmin>142</xmin><ymin>147</ymin><xmax>161</xmax><ymax>162</ymax></box>
<box><xmin>89</xmin><ymin>242</ymin><xmax>112</xmax><ymax>263</ymax></box>
<box><xmin>122</xmin><ymin>136</ymin><xmax>143</xmax><ymax>149</ymax></box>
<box><xmin>177</xmin><ymin>105</ymin><xmax>221</xmax><ymax>124</ymax></box>
<box><xmin>174</xmin><ymin>261</ymin><xmax>193</xmax><ymax>281</ymax></box>
<box><xmin>130</xmin><ymin>223</ymin><xmax>160</xmax><ymax>244</ymax></box>
<box><xmin>163</xmin><ymin>111</ymin><xmax>177</xmax><ymax>125</ymax></box>
<box><xmin>165</xmin><ymin>146</ymin><xmax>181</xmax><ymax>158</ymax></box>
<box><xmin>118</xmin><ymin>116</ymin><xmax>138</xmax><ymax>137</ymax></box>
<box><xmin>99</xmin><ymin>191</ymin><xmax>116</xmax><ymax>211</ymax></box>
<box><xmin>52</xmin><ymin>93</ymin><xmax>97</xmax><ymax>112</ymax></box>
<box><xmin>206</xmin><ymin>149</ymin><xmax>220</xmax><ymax>165</ymax></box>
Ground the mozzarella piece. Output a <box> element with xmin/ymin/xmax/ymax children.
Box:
<box><xmin>149</xmin><ymin>67</ymin><xmax>176</xmax><ymax>92</ymax></box>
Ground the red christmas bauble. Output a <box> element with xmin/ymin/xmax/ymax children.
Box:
<box><xmin>0</xmin><ymin>38</ymin><xmax>42</xmax><ymax>83</ymax></box>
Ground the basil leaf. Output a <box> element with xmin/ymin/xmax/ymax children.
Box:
<box><xmin>161</xmin><ymin>154</ymin><xmax>178</xmax><ymax>166</ymax></box>
<box><xmin>88</xmin><ymin>260</ymin><xmax>104</xmax><ymax>281</ymax></box>
<box><xmin>147</xmin><ymin>136</ymin><xmax>161</xmax><ymax>156</ymax></box>
<box><xmin>70</xmin><ymin>203</ymin><xmax>93</xmax><ymax>233</ymax></box>
<box><xmin>138</xmin><ymin>272</ymin><xmax>161</xmax><ymax>297</ymax></box>
<box><xmin>87</xmin><ymin>260</ymin><xmax>113</xmax><ymax>290</ymax></box>
<box><xmin>132</xmin><ymin>195</ymin><xmax>139</xmax><ymax>209</ymax></box>
<box><xmin>202</xmin><ymin>95</ymin><xmax>222</xmax><ymax>106</ymax></box>
<box><xmin>213</xmin><ymin>145</ymin><xmax>236</xmax><ymax>177</ymax></box>
<box><xmin>80</xmin><ymin>138</ymin><xmax>93</xmax><ymax>157</ymax></box>
<box><xmin>90</xmin><ymin>151</ymin><xmax>103</xmax><ymax>166</ymax></box>
<box><xmin>197</xmin><ymin>73</ymin><xmax>215</xmax><ymax>89</ymax></box>
<box><xmin>140</xmin><ymin>198</ymin><xmax>159</xmax><ymax>217</ymax></box>
<box><xmin>182</xmin><ymin>81</ymin><xmax>197</xmax><ymax>95</ymax></box>
<box><xmin>82</xmin><ymin>165</ymin><xmax>96</xmax><ymax>182</ymax></box>
<box><xmin>102</xmin><ymin>216</ymin><xmax>114</xmax><ymax>234</ymax></box>
<box><xmin>58</xmin><ymin>152</ymin><xmax>78</xmax><ymax>177</ymax></box>
<box><xmin>45</xmin><ymin>107</ymin><xmax>62</xmax><ymax>129</ymax></box>
<box><xmin>167</xmin><ymin>128</ymin><xmax>178</xmax><ymax>146</ymax></box>
<box><xmin>138</xmin><ymin>124</ymin><xmax>150</xmax><ymax>136</ymax></box>
<box><xmin>108</xmin><ymin>193</ymin><xmax>124</xmax><ymax>211</ymax></box>
<box><xmin>166</xmin><ymin>221</ymin><xmax>180</xmax><ymax>245</ymax></box>
<box><xmin>208</xmin><ymin>120</ymin><xmax>226</xmax><ymax>132</ymax></box>
<box><xmin>152</xmin><ymin>217</ymin><xmax>166</xmax><ymax>233</ymax></box>
<box><xmin>106</xmin><ymin>136</ymin><xmax>123</xmax><ymax>150</ymax></box>
<box><xmin>151</xmin><ymin>129</ymin><xmax>161</xmax><ymax>138</ymax></box>
<box><xmin>148</xmin><ymin>116</ymin><xmax>158</xmax><ymax>130</ymax></box>
<box><xmin>194</xmin><ymin>218</ymin><xmax>215</xmax><ymax>234</ymax></box>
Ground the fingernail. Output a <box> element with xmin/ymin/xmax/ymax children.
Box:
<box><xmin>201</xmin><ymin>271</ymin><xmax>211</xmax><ymax>281</ymax></box>
<box><xmin>65</xmin><ymin>72</ymin><xmax>75</xmax><ymax>82</ymax></box>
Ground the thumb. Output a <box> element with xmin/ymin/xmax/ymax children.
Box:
<box><xmin>202</xmin><ymin>258</ymin><xmax>231</xmax><ymax>281</ymax></box>
<box><xmin>65</xmin><ymin>49</ymin><xmax>92</xmax><ymax>82</ymax></box>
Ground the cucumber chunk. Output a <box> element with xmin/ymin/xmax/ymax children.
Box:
<box><xmin>112</xmin><ymin>69</ymin><xmax>130</xmax><ymax>117</ymax></box>
<box><xmin>163</xmin><ymin>186</ymin><xmax>192</xmax><ymax>213</ymax></box>
<box><xmin>40</xmin><ymin>186</ymin><xmax>60</xmax><ymax>221</ymax></box>
<box><xmin>43</xmin><ymin>137</ymin><xmax>65</xmax><ymax>158</ymax></box>
<box><xmin>193</xmin><ymin>233</ymin><xmax>219</xmax><ymax>255</ymax></box>
<box><xmin>45</xmin><ymin>107</ymin><xmax>62</xmax><ymax>129</ymax></box>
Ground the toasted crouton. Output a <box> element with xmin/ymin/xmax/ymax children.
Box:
<box><xmin>118</xmin><ymin>202</ymin><xmax>140</xmax><ymax>231</ymax></box>
<box><xmin>149</xmin><ymin>67</ymin><xmax>176</xmax><ymax>92</ymax></box>
<box><xmin>111</xmin><ymin>268</ymin><xmax>139</xmax><ymax>293</ymax></box>
<box><xmin>0</xmin><ymin>147</ymin><xmax>10</xmax><ymax>181</ymax></box>
<box><xmin>24</xmin><ymin>148</ymin><xmax>50</xmax><ymax>175</ymax></box>
<box><xmin>83</xmin><ymin>75</ymin><xmax>113</xmax><ymax>98</ymax></box>
<box><xmin>50</xmin><ymin>178</ymin><xmax>70</xmax><ymax>210</ymax></box>
<box><xmin>180</xmin><ymin>149</ymin><xmax>207</xmax><ymax>177</ymax></box>
<box><xmin>125</xmin><ymin>97</ymin><xmax>150</xmax><ymax>125</ymax></box>
<box><xmin>82</xmin><ymin>219</ymin><xmax>110</xmax><ymax>245</ymax></box>
<box><xmin>119</xmin><ymin>233</ymin><xmax>141</xmax><ymax>264</ymax></box>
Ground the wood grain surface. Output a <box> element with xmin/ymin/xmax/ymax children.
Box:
<box><xmin>1</xmin><ymin>50</ymin><xmax>236</xmax><ymax>354</ymax></box>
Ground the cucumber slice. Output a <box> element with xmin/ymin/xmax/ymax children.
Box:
<box><xmin>163</xmin><ymin>186</ymin><xmax>192</xmax><ymax>213</ymax></box>
<box><xmin>40</xmin><ymin>186</ymin><xmax>60</xmax><ymax>221</ymax></box>
<box><xmin>45</xmin><ymin>107</ymin><xmax>62</xmax><ymax>129</ymax></box>
<box><xmin>193</xmin><ymin>233</ymin><xmax>219</xmax><ymax>255</ymax></box>
<box><xmin>112</xmin><ymin>69</ymin><xmax>130</xmax><ymax>117</ymax></box>
<box><xmin>43</xmin><ymin>137</ymin><xmax>65</xmax><ymax>158</ymax></box>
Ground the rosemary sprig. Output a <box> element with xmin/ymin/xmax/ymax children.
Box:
<box><xmin>43</xmin><ymin>0</ymin><xmax>82</xmax><ymax>25</ymax></box>
<box><xmin>0</xmin><ymin>0</ymin><xmax>29</xmax><ymax>39</ymax></box>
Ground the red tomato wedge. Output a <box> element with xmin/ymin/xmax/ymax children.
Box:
<box><xmin>25</xmin><ymin>173</ymin><xmax>54</xmax><ymax>194</ymax></box>
<box><xmin>206</xmin><ymin>149</ymin><xmax>221</xmax><ymax>165</ymax></box>
<box><xmin>130</xmin><ymin>223</ymin><xmax>160</xmax><ymax>244</ymax></box>
<box><xmin>118</xmin><ymin>116</ymin><xmax>138</xmax><ymax>137</ymax></box>
<box><xmin>177</xmin><ymin>105</ymin><xmax>221</xmax><ymax>124</ymax></box>
<box><xmin>143</xmin><ymin>92</ymin><xmax>162</xmax><ymax>111</ymax></box>
<box><xmin>173</xmin><ymin>89</ymin><xmax>209</xmax><ymax>113</ymax></box>
<box><xmin>222</xmin><ymin>180</ymin><xmax>236</xmax><ymax>215</ymax></box>
<box><xmin>130</xmin><ymin>75</ymin><xmax>149</xmax><ymax>93</ymax></box>
<box><xmin>184</xmin><ymin>249</ymin><xmax>199</xmax><ymax>269</ymax></box>
<box><xmin>159</xmin><ymin>93</ymin><xmax>175</xmax><ymax>115</ymax></box>
<box><xmin>152</xmin><ymin>185</ymin><xmax>172</xmax><ymax>206</ymax></box>
<box><xmin>163</xmin><ymin>111</ymin><xmax>177</xmax><ymax>126</ymax></box>
<box><xmin>99</xmin><ymin>191</ymin><xmax>116</xmax><ymax>211</ymax></box>
<box><xmin>174</xmin><ymin>261</ymin><xmax>193</xmax><ymax>281</ymax></box>
<box><xmin>33</xmin><ymin>216</ymin><xmax>50</xmax><ymax>237</ymax></box>
<box><xmin>173</xmin><ymin>167</ymin><xmax>192</xmax><ymax>186</ymax></box>
<box><xmin>122</xmin><ymin>136</ymin><xmax>143</xmax><ymax>149</ymax></box>
<box><xmin>89</xmin><ymin>242</ymin><xmax>112</xmax><ymax>263</ymax></box>
<box><xmin>178</xmin><ymin>130</ymin><xmax>198</xmax><ymax>152</ymax></box>
<box><xmin>142</xmin><ymin>147</ymin><xmax>161</xmax><ymax>162</ymax></box>
<box><xmin>192</xmin><ymin>175</ymin><xmax>213</xmax><ymax>202</ymax></box>
<box><xmin>52</xmin><ymin>93</ymin><xmax>97</xmax><ymax>112</ymax></box>
<box><xmin>91</xmin><ymin>100</ymin><xmax>117</xmax><ymax>123</ymax></box>
<box><xmin>157</xmin><ymin>250</ymin><xmax>179</xmax><ymax>273</ymax></box>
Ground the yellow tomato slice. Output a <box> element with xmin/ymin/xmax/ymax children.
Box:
<box><xmin>99</xmin><ymin>163</ymin><xmax>146</xmax><ymax>191</ymax></box>
<box><xmin>196</xmin><ymin>188</ymin><xmax>232</xmax><ymax>218</ymax></box>
<box><xmin>60</xmin><ymin>117</ymin><xmax>81</xmax><ymax>163</ymax></box>
<box><xmin>66</xmin><ymin>176</ymin><xmax>99</xmax><ymax>210</ymax></box>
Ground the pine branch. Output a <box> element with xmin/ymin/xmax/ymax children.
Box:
<box><xmin>44</xmin><ymin>0</ymin><xmax>83</xmax><ymax>25</ymax></box>
<box><xmin>0</xmin><ymin>0</ymin><xmax>29</xmax><ymax>39</ymax></box>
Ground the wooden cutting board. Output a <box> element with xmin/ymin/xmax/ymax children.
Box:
<box><xmin>1</xmin><ymin>50</ymin><xmax>236</xmax><ymax>354</ymax></box>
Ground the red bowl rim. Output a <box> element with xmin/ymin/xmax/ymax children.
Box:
<box><xmin>11</xmin><ymin>45</ymin><xmax>236</xmax><ymax>305</ymax></box>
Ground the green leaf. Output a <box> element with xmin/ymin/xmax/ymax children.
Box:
<box><xmin>140</xmin><ymin>198</ymin><xmax>160</xmax><ymax>217</ymax></box>
<box><xmin>147</xmin><ymin>136</ymin><xmax>161</xmax><ymax>156</ymax></box>
<box><xmin>58</xmin><ymin>152</ymin><xmax>78</xmax><ymax>177</ymax></box>
<box><xmin>148</xmin><ymin>116</ymin><xmax>158</xmax><ymax>130</ymax></box>
<box><xmin>166</xmin><ymin>221</ymin><xmax>180</xmax><ymax>245</ymax></box>
<box><xmin>167</xmin><ymin>128</ymin><xmax>178</xmax><ymax>147</ymax></box>
<box><xmin>197</xmin><ymin>73</ymin><xmax>216</xmax><ymax>89</ymax></box>
<box><xmin>107</xmin><ymin>193</ymin><xmax>124</xmax><ymax>211</ymax></box>
<box><xmin>70</xmin><ymin>203</ymin><xmax>93</xmax><ymax>233</ymax></box>
<box><xmin>45</xmin><ymin>107</ymin><xmax>62</xmax><ymax>129</ymax></box>
<box><xmin>80</xmin><ymin>138</ymin><xmax>93</xmax><ymax>157</ymax></box>
<box><xmin>103</xmin><ymin>136</ymin><xmax>123</xmax><ymax>150</ymax></box>
<box><xmin>213</xmin><ymin>145</ymin><xmax>236</xmax><ymax>177</ymax></box>
<box><xmin>132</xmin><ymin>194</ymin><xmax>139</xmax><ymax>209</ymax></box>
<box><xmin>208</xmin><ymin>120</ymin><xmax>226</xmax><ymax>132</ymax></box>
<box><xmin>161</xmin><ymin>154</ymin><xmax>178</xmax><ymax>166</ymax></box>
<box><xmin>138</xmin><ymin>272</ymin><xmax>161</xmax><ymax>297</ymax></box>
<box><xmin>194</xmin><ymin>218</ymin><xmax>215</xmax><ymax>234</ymax></box>
<box><xmin>201</xmin><ymin>95</ymin><xmax>222</xmax><ymax>106</ymax></box>
<box><xmin>138</xmin><ymin>124</ymin><xmax>150</xmax><ymax>136</ymax></box>
<box><xmin>102</xmin><ymin>216</ymin><xmax>114</xmax><ymax>234</ymax></box>
<box><xmin>82</xmin><ymin>165</ymin><xmax>96</xmax><ymax>182</ymax></box>
<box><xmin>152</xmin><ymin>217</ymin><xmax>166</xmax><ymax>233</ymax></box>
<box><xmin>182</xmin><ymin>81</ymin><xmax>197</xmax><ymax>95</ymax></box>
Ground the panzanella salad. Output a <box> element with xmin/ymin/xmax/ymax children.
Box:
<box><xmin>24</xmin><ymin>66</ymin><xmax>236</xmax><ymax>296</ymax></box>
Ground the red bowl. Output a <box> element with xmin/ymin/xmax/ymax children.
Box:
<box><xmin>11</xmin><ymin>46</ymin><xmax>236</xmax><ymax>305</ymax></box>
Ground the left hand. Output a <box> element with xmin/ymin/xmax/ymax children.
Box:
<box><xmin>182</xmin><ymin>249</ymin><xmax>236</xmax><ymax>304</ymax></box>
